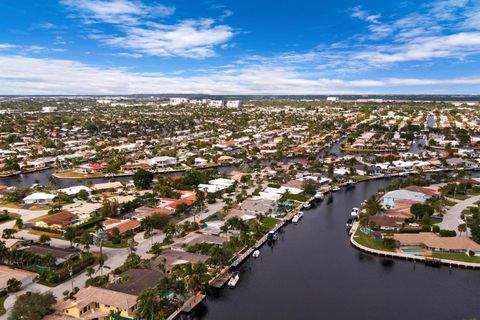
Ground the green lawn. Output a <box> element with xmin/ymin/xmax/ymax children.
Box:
<box><xmin>0</xmin><ymin>295</ymin><xmax>7</xmax><ymax>316</ymax></box>
<box><xmin>103</xmin><ymin>239</ymin><xmax>129</xmax><ymax>248</ymax></box>
<box><xmin>432</xmin><ymin>253</ymin><xmax>480</xmax><ymax>264</ymax></box>
<box><xmin>260</xmin><ymin>217</ymin><xmax>280</xmax><ymax>231</ymax></box>
<box><xmin>353</xmin><ymin>229</ymin><xmax>395</xmax><ymax>252</ymax></box>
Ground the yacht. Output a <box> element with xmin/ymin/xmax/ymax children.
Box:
<box><xmin>252</xmin><ymin>249</ymin><xmax>260</xmax><ymax>258</ymax></box>
<box><xmin>228</xmin><ymin>272</ymin><xmax>240</xmax><ymax>288</ymax></box>
<box><xmin>303</xmin><ymin>202</ymin><xmax>311</xmax><ymax>209</ymax></box>
<box><xmin>332</xmin><ymin>186</ymin><xmax>341</xmax><ymax>192</ymax></box>
<box><xmin>314</xmin><ymin>192</ymin><xmax>324</xmax><ymax>201</ymax></box>
<box><xmin>351</xmin><ymin>207</ymin><xmax>360</xmax><ymax>219</ymax></box>
<box><xmin>297</xmin><ymin>211</ymin><xmax>304</xmax><ymax>219</ymax></box>
<box><xmin>345</xmin><ymin>179</ymin><xmax>356</xmax><ymax>188</ymax></box>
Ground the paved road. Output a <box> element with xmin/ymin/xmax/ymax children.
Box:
<box><xmin>438</xmin><ymin>195</ymin><xmax>480</xmax><ymax>237</ymax></box>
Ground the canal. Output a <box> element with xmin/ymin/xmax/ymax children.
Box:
<box><xmin>192</xmin><ymin>178</ymin><xmax>480</xmax><ymax>320</ymax></box>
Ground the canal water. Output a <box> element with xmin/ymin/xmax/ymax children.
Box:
<box><xmin>192</xmin><ymin>178</ymin><xmax>480</xmax><ymax>320</ymax></box>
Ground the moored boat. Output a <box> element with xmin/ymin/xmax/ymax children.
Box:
<box><xmin>351</xmin><ymin>207</ymin><xmax>359</xmax><ymax>219</ymax></box>
<box><xmin>314</xmin><ymin>192</ymin><xmax>324</xmax><ymax>201</ymax></box>
<box><xmin>228</xmin><ymin>272</ymin><xmax>240</xmax><ymax>287</ymax></box>
<box><xmin>252</xmin><ymin>249</ymin><xmax>260</xmax><ymax>258</ymax></box>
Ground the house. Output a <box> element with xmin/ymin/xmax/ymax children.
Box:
<box><xmin>24</xmin><ymin>245</ymin><xmax>79</xmax><ymax>266</ymax></box>
<box><xmin>103</xmin><ymin>219</ymin><xmax>141</xmax><ymax>236</ymax></box>
<box><xmin>145</xmin><ymin>156</ymin><xmax>177</xmax><ymax>168</ymax></box>
<box><xmin>23</xmin><ymin>192</ymin><xmax>56</xmax><ymax>205</ymax></box>
<box><xmin>35</xmin><ymin>211</ymin><xmax>76</xmax><ymax>230</ymax></box>
<box><xmin>51</xmin><ymin>286</ymin><xmax>137</xmax><ymax>319</ymax></box>
<box><xmin>241</xmin><ymin>199</ymin><xmax>277</xmax><ymax>216</ymax></box>
<box><xmin>393</xmin><ymin>233</ymin><xmax>480</xmax><ymax>254</ymax></box>
<box><xmin>225</xmin><ymin>100</ymin><xmax>242</xmax><ymax>108</ymax></box>
<box><xmin>383</xmin><ymin>189</ymin><xmax>429</xmax><ymax>207</ymax></box>
<box><xmin>77</xmin><ymin>163</ymin><xmax>107</xmax><ymax>174</ymax></box>
<box><xmin>150</xmin><ymin>249</ymin><xmax>210</xmax><ymax>273</ymax></box>
<box><xmin>57</xmin><ymin>186</ymin><xmax>92</xmax><ymax>196</ymax></box>
<box><xmin>108</xmin><ymin>268</ymin><xmax>164</xmax><ymax>296</ymax></box>
<box><xmin>172</xmin><ymin>233</ymin><xmax>226</xmax><ymax>250</ymax></box>
<box><xmin>91</xmin><ymin>181</ymin><xmax>124</xmax><ymax>192</ymax></box>
<box><xmin>194</xmin><ymin>157</ymin><xmax>208</xmax><ymax>167</ymax></box>
<box><xmin>134</xmin><ymin>206</ymin><xmax>173</xmax><ymax>219</ymax></box>
<box><xmin>368</xmin><ymin>215</ymin><xmax>403</xmax><ymax>230</ymax></box>
<box><xmin>0</xmin><ymin>265</ymin><xmax>37</xmax><ymax>292</ymax></box>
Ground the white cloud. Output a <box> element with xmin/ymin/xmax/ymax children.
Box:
<box><xmin>96</xmin><ymin>19</ymin><xmax>234</xmax><ymax>58</ymax></box>
<box><xmin>0</xmin><ymin>44</ymin><xmax>16</xmax><ymax>50</ymax></box>
<box><xmin>350</xmin><ymin>6</ymin><xmax>381</xmax><ymax>24</ymax></box>
<box><xmin>0</xmin><ymin>55</ymin><xmax>478</xmax><ymax>95</ymax></box>
<box><xmin>61</xmin><ymin>0</ymin><xmax>175</xmax><ymax>25</ymax></box>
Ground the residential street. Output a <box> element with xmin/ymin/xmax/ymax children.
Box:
<box><xmin>438</xmin><ymin>195</ymin><xmax>480</xmax><ymax>237</ymax></box>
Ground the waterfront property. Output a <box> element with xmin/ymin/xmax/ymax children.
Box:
<box><xmin>393</xmin><ymin>233</ymin><xmax>480</xmax><ymax>255</ymax></box>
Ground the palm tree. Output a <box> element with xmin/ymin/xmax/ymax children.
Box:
<box><xmin>458</xmin><ymin>223</ymin><xmax>467</xmax><ymax>237</ymax></box>
<box><xmin>136</xmin><ymin>288</ymin><xmax>164</xmax><ymax>320</ymax></box>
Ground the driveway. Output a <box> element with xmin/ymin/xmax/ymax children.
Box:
<box><xmin>438</xmin><ymin>195</ymin><xmax>480</xmax><ymax>237</ymax></box>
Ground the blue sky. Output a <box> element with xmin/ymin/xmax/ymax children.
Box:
<box><xmin>0</xmin><ymin>0</ymin><xmax>480</xmax><ymax>94</ymax></box>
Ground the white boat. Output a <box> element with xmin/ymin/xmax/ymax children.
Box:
<box><xmin>267</xmin><ymin>231</ymin><xmax>278</xmax><ymax>242</ymax></box>
<box><xmin>351</xmin><ymin>207</ymin><xmax>359</xmax><ymax>219</ymax></box>
<box><xmin>297</xmin><ymin>211</ymin><xmax>304</xmax><ymax>219</ymax></box>
<box><xmin>314</xmin><ymin>192</ymin><xmax>324</xmax><ymax>200</ymax></box>
<box><xmin>303</xmin><ymin>202</ymin><xmax>311</xmax><ymax>209</ymax></box>
<box><xmin>228</xmin><ymin>273</ymin><xmax>240</xmax><ymax>287</ymax></box>
<box><xmin>292</xmin><ymin>215</ymin><xmax>300</xmax><ymax>224</ymax></box>
<box><xmin>252</xmin><ymin>250</ymin><xmax>260</xmax><ymax>258</ymax></box>
<box><xmin>332</xmin><ymin>187</ymin><xmax>341</xmax><ymax>192</ymax></box>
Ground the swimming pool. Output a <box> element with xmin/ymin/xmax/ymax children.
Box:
<box><xmin>401</xmin><ymin>248</ymin><xmax>424</xmax><ymax>253</ymax></box>
<box><xmin>360</xmin><ymin>227</ymin><xmax>373</xmax><ymax>235</ymax></box>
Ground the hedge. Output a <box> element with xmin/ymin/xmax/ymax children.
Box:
<box><xmin>76</xmin><ymin>217</ymin><xmax>104</xmax><ymax>230</ymax></box>
<box><xmin>439</xmin><ymin>229</ymin><xmax>456</xmax><ymax>237</ymax></box>
<box><xmin>31</xmin><ymin>226</ymin><xmax>63</xmax><ymax>235</ymax></box>
<box><xmin>399</xmin><ymin>228</ymin><xmax>421</xmax><ymax>233</ymax></box>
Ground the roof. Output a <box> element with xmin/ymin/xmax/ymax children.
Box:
<box><xmin>393</xmin><ymin>233</ymin><xmax>480</xmax><ymax>252</ymax></box>
<box><xmin>135</xmin><ymin>206</ymin><xmax>173</xmax><ymax>217</ymax></box>
<box><xmin>0</xmin><ymin>265</ymin><xmax>37</xmax><ymax>289</ymax></box>
<box><xmin>24</xmin><ymin>245</ymin><xmax>78</xmax><ymax>259</ymax></box>
<box><xmin>55</xmin><ymin>286</ymin><xmax>137</xmax><ymax>311</ymax></box>
<box><xmin>403</xmin><ymin>186</ymin><xmax>440</xmax><ymax>197</ymax></box>
<box><xmin>108</xmin><ymin>268</ymin><xmax>164</xmax><ymax>296</ymax></box>
<box><xmin>105</xmin><ymin>219</ymin><xmax>140</xmax><ymax>234</ymax></box>
<box><xmin>91</xmin><ymin>181</ymin><xmax>123</xmax><ymax>191</ymax></box>
<box><xmin>41</xmin><ymin>211</ymin><xmax>75</xmax><ymax>226</ymax></box>
<box><xmin>369</xmin><ymin>215</ymin><xmax>403</xmax><ymax>228</ymax></box>
<box><xmin>150</xmin><ymin>249</ymin><xmax>210</xmax><ymax>270</ymax></box>
<box><xmin>23</xmin><ymin>192</ymin><xmax>56</xmax><ymax>201</ymax></box>
<box><xmin>383</xmin><ymin>189</ymin><xmax>428</xmax><ymax>203</ymax></box>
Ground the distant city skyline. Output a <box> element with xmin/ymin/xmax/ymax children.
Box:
<box><xmin>1</xmin><ymin>0</ymin><xmax>480</xmax><ymax>95</ymax></box>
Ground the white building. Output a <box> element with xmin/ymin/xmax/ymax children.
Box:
<box><xmin>146</xmin><ymin>156</ymin><xmax>178</xmax><ymax>168</ymax></box>
<box><xmin>208</xmin><ymin>100</ymin><xmax>224</xmax><ymax>107</ymax></box>
<box><xmin>42</xmin><ymin>106</ymin><xmax>57</xmax><ymax>113</ymax></box>
<box><xmin>23</xmin><ymin>192</ymin><xmax>57</xmax><ymax>205</ymax></box>
<box><xmin>226</xmin><ymin>100</ymin><xmax>242</xmax><ymax>108</ymax></box>
<box><xmin>169</xmin><ymin>97</ymin><xmax>189</xmax><ymax>106</ymax></box>
<box><xmin>326</xmin><ymin>97</ymin><xmax>339</xmax><ymax>102</ymax></box>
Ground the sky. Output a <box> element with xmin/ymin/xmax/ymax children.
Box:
<box><xmin>0</xmin><ymin>0</ymin><xmax>480</xmax><ymax>95</ymax></box>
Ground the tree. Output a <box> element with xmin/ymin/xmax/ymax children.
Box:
<box><xmin>7</xmin><ymin>278</ymin><xmax>22</xmax><ymax>292</ymax></box>
<box><xmin>2</xmin><ymin>228</ymin><xmax>16</xmax><ymax>239</ymax></box>
<box><xmin>77</xmin><ymin>189</ymin><xmax>89</xmax><ymax>201</ymax></box>
<box><xmin>79</xmin><ymin>232</ymin><xmax>93</xmax><ymax>252</ymax></box>
<box><xmin>14</xmin><ymin>218</ymin><xmax>23</xmax><ymax>230</ymax></box>
<box><xmin>133</xmin><ymin>169</ymin><xmax>154</xmax><ymax>190</ymax></box>
<box><xmin>64</xmin><ymin>226</ymin><xmax>77</xmax><ymax>247</ymax></box>
<box><xmin>458</xmin><ymin>223</ymin><xmax>467</xmax><ymax>237</ymax></box>
<box><xmin>135</xmin><ymin>288</ymin><xmax>165</xmax><ymax>320</ymax></box>
<box><xmin>38</xmin><ymin>234</ymin><xmax>51</xmax><ymax>245</ymax></box>
<box><xmin>410</xmin><ymin>203</ymin><xmax>434</xmax><ymax>219</ymax></box>
<box><xmin>8</xmin><ymin>291</ymin><xmax>56</xmax><ymax>320</ymax></box>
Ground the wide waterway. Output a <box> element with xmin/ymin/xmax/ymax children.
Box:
<box><xmin>192</xmin><ymin>177</ymin><xmax>480</xmax><ymax>320</ymax></box>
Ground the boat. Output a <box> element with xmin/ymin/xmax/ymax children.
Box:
<box><xmin>314</xmin><ymin>192</ymin><xmax>324</xmax><ymax>201</ymax></box>
<box><xmin>292</xmin><ymin>215</ymin><xmax>300</xmax><ymax>224</ymax></box>
<box><xmin>228</xmin><ymin>272</ymin><xmax>240</xmax><ymax>287</ymax></box>
<box><xmin>297</xmin><ymin>211</ymin><xmax>304</xmax><ymax>219</ymax></box>
<box><xmin>303</xmin><ymin>202</ymin><xmax>311</xmax><ymax>209</ymax></box>
<box><xmin>351</xmin><ymin>207</ymin><xmax>359</xmax><ymax>219</ymax></box>
<box><xmin>345</xmin><ymin>179</ymin><xmax>356</xmax><ymax>188</ymax></box>
<box><xmin>252</xmin><ymin>249</ymin><xmax>260</xmax><ymax>258</ymax></box>
<box><xmin>346</xmin><ymin>218</ymin><xmax>353</xmax><ymax>229</ymax></box>
<box><xmin>332</xmin><ymin>187</ymin><xmax>341</xmax><ymax>192</ymax></box>
<box><xmin>267</xmin><ymin>231</ymin><xmax>278</xmax><ymax>242</ymax></box>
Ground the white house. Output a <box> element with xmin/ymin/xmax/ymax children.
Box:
<box><xmin>225</xmin><ymin>100</ymin><xmax>242</xmax><ymax>108</ymax></box>
<box><xmin>326</xmin><ymin>97</ymin><xmax>339</xmax><ymax>102</ymax></box>
<box><xmin>57</xmin><ymin>185</ymin><xmax>92</xmax><ymax>196</ymax></box>
<box><xmin>146</xmin><ymin>156</ymin><xmax>178</xmax><ymax>168</ymax></box>
<box><xmin>208</xmin><ymin>100</ymin><xmax>224</xmax><ymax>107</ymax></box>
<box><xmin>23</xmin><ymin>192</ymin><xmax>57</xmax><ymax>205</ymax></box>
<box><xmin>169</xmin><ymin>97</ymin><xmax>188</xmax><ymax>106</ymax></box>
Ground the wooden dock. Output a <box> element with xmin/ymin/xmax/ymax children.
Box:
<box><xmin>210</xmin><ymin>271</ymin><xmax>234</xmax><ymax>288</ymax></box>
<box><xmin>166</xmin><ymin>294</ymin><xmax>206</xmax><ymax>320</ymax></box>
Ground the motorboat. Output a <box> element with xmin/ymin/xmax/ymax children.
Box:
<box><xmin>292</xmin><ymin>215</ymin><xmax>300</xmax><ymax>224</ymax></box>
<box><xmin>345</xmin><ymin>179</ymin><xmax>356</xmax><ymax>188</ymax></box>
<box><xmin>297</xmin><ymin>211</ymin><xmax>304</xmax><ymax>219</ymax></box>
<box><xmin>332</xmin><ymin>186</ymin><xmax>341</xmax><ymax>192</ymax></box>
<box><xmin>228</xmin><ymin>272</ymin><xmax>240</xmax><ymax>288</ymax></box>
<box><xmin>346</xmin><ymin>218</ymin><xmax>353</xmax><ymax>229</ymax></box>
<box><xmin>314</xmin><ymin>192</ymin><xmax>324</xmax><ymax>201</ymax></box>
<box><xmin>303</xmin><ymin>202</ymin><xmax>311</xmax><ymax>209</ymax></box>
<box><xmin>351</xmin><ymin>207</ymin><xmax>360</xmax><ymax>219</ymax></box>
<box><xmin>267</xmin><ymin>231</ymin><xmax>278</xmax><ymax>242</ymax></box>
<box><xmin>252</xmin><ymin>249</ymin><xmax>260</xmax><ymax>258</ymax></box>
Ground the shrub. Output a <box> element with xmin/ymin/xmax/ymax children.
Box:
<box><xmin>421</xmin><ymin>226</ymin><xmax>431</xmax><ymax>232</ymax></box>
<box><xmin>432</xmin><ymin>225</ymin><xmax>440</xmax><ymax>233</ymax></box>
<box><xmin>399</xmin><ymin>228</ymin><xmax>421</xmax><ymax>233</ymax></box>
<box><xmin>439</xmin><ymin>229</ymin><xmax>456</xmax><ymax>237</ymax></box>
